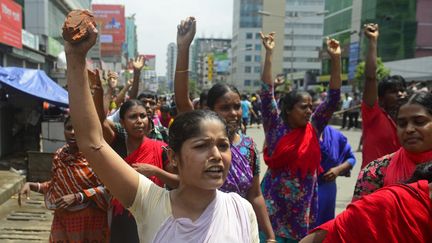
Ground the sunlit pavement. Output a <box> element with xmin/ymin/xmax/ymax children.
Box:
<box><xmin>246</xmin><ymin>125</ymin><xmax>362</xmax><ymax>215</ymax></box>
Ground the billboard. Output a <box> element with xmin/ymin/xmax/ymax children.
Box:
<box><xmin>214</xmin><ymin>52</ymin><xmax>230</xmax><ymax>74</ymax></box>
<box><xmin>142</xmin><ymin>55</ymin><xmax>156</xmax><ymax>70</ymax></box>
<box><xmin>92</xmin><ymin>4</ymin><xmax>125</xmax><ymax>57</ymax></box>
<box><xmin>0</xmin><ymin>0</ymin><xmax>22</xmax><ymax>49</ymax></box>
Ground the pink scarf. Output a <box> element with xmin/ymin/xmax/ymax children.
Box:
<box><xmin>152</xmin><ymin>191</ymin><xmax>256</xmax><ymax>242</ymax></box>
<box><xmin>384</xmin><ymin>148</ymin><xmax>432</xmax><ymax>186</ymax></box>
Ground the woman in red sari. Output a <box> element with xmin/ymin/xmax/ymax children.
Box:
<box><xmin>92</xmin><ymin>80</ymin><xmax>179</xmax><ymax>242</ymax></box>
<box><xmin>354</xmin><ymin>91</ymin><xmax>432</xmax><ymax>200</ymax></box>
<box><xmin>301</xmin><ymin>162</ymin><xmax>432</xmax><ymax>243</ymax></box>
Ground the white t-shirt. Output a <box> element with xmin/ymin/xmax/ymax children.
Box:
<box><xmin>129</xmin><ymin>174</ymin><xmax>259</xmax><ymax>243</ymax></box>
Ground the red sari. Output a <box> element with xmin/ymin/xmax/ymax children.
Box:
<box><xmin>112</xmin><ymin>138</ymin><xmax>167</xmax><ymax>216</ymax></box>
<box><xmin>313</xmin><ymin>180</ymin><xmax>432</xmax><ymax>243</ymax></box>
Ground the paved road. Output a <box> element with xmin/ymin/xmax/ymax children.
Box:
<box><xmin>246</xmin><ymin>125</ymin><xmax>362</xmax><ymax>215</ymax></box>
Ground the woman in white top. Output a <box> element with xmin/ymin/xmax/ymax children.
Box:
<box><xmin>63</xmin><ymin>15</ymin><xmax>259</xmax><ymax>243</ymax></box>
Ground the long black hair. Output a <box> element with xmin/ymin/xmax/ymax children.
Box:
<box><xmin>207</xmin><ymin>83</ymin><xmax>240</xmax><ymax>109</ymax></box>
<box><xmin>279</xmin><ymin>90</ymin><xmax>311</xmax><ymax>123</ymax></box>
<box><xmin>168</xmin><ymin>109</ymin><xmax>227</xmax><ymax>153</ymax></box>
<box><xmin>119</xmin><ymin>99</ymin><xmax>145</xmax><ymax>119</ymax></box>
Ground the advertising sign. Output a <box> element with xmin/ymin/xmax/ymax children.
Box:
<box><xmin>143</xmin><ymin>55</ymin><xmax>156</xmax><ymax>70</ymax></box>
<box><xmin>92</xmin><ymin>4</ymin><xmax>125</xmax><ymax>57</ymax></box>
<box><xmin>348</xmin><ymin>42</ymin><xmax>360</xmax><ymax>80</ymax></box>
<box><xmin>214</xmin><ymin>52</ymin><xmax>230</xmax><ymax>74</ymax></box>
<box><xmin>0</xmin><ymin>0</ymin><xmax>22</xmax><ymax>49</ymax></box>
<box><xmin>22</xmin><ymin>29</ymin><xmax>39</xmax><ymax>50</ymax></box>
<box><xmin>207</xmin><ymin>54</ymin><xmax>213</xmax><ymax>81</ymax></box>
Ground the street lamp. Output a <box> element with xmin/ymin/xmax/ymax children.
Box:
<box><xmin>258</xmin><ymin>10</ymin><xmax>329</xmax><ymax>86</ymax></box>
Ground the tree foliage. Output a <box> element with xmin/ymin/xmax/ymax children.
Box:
<box><xmin>354</xmin><ymin>57</ymin><xmax>391</xmax><ymax>91</ymax></box>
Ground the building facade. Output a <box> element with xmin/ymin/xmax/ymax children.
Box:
<box><xmin>166</xmin><ymin>42</ymin><xmax>176</xmax><ymax>90</ymax></box>
<box><xmin>191</xmin><ymin>38</ymin><xmax>231</xmax><ymax>90</ymax></box>
<box><xmin>125</xmin><ymin>15</ymin><xmax>138</xmax><ymax>61</ymax></box>
<box><xmin>231</xmin><ymin>0</ymin><xmax>263</xmax><ymax>92</ymax></box>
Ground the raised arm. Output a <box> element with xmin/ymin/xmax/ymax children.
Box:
<box><xmin>362</xmin><ymin>23</ymin><xmax>379</xmax><ymax>107</ymax></box>
<box><xmin>174</xmin><ymin>17</ymin><xmax>196</xmax><ymax>114</ymax></box>
<box><xmin>65</xmin><ymin>24</ymin><xmax>138</xmax><ymax>208</ymax></box>
<box><xmin>129</xmin><ymin>56</ymin><xmax>145</xmax><ymax>99</ymax></box>
<box><xmin>114</xmin><ymin>79</ymin><xmax>132</xmax><ymax>106</ymax></box>
<box><xmin>90</xmin><ymin>69</ymin><xmax>117</xmax><ymax>144</ymax></box>
<box><xmin>327</xmin><ymin>38</ymin><xmax>342</xmax><ymax>90</ymax></box>
<box><xmin>311</xmin><ymin>38</ymin><xmax>341</xmax><ymax>134</ymax></box>
<box><xmin>260</xmin><ymin>32</ymin><xmax>275</xmax><ymax>86</ymax></box>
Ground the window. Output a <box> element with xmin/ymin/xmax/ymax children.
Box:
<box><xmin>244</xmin><ymin>80</ymin><xmax>251</xmax><ymax>86</ymax></box>
<box><xmin>254</xmin><ymin>66</ymin><xmax>261</xmax><ymax>73</ymax></box>
<box><xmin>245</xmin><ymin>44</ymin><xmax>253</xmax><ymax>50</ymax></box>
<box><xmin>246</xmin><ymin>33</ymin><xmax>253</xmax><ymax>39</ymax></box>
<box><xmin>254</xmin><ymin>80</ymin><xmax>261</xmax><ymax>87</ymax></box>
<box><xmin>255</xmin><ymin>44</ymin><xmax>261</xmax><ymax>51</ymax></box>
<box><xmin>255</xmin><ymin>33</ymin><xmax>261</xmax><ymax>39</ymax></box>
<box><xmin>245</xmin><ymin>55</ymin><xmax>252</xmax><ymax>62</ymax></box>
<box><xmin>245</xmin><ymin>66</ymin><xmax>252</xmax><ymax>73</ymax></box>
<box><xmin>254</xmin><ymin>55</ymin><xmax>261</xmax><ymax>62</ymax></box>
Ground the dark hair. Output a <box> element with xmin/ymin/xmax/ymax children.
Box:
<box><xmin>119</xmin><ymin>99</ymin><xmax>145</xmax><ymax>119</ymax></box>
<box><xmin>64</xmin><ymin>115</ymin><xmax>71</xmax><ymax>126</ymax></box>
<box><xmin>401</xmin><ymin>91</ymin><xmax>432</xmax><ymax>116</ymax></box>
<box><xmin>378</xmin><ymin>75</ymin><xmax>406</xmax><ymax>98</ymax></box>
<box><xmin>406</xmin><ymin>161</ymin><xmax>432</xmax><ymax>183</ymax></box>
<box><xmin>168</xmin><ymin>110</ymin><xmax>227</xmax><ymax>153</ymax></box>
<box><xmin>160</xmin><ymin>104</ymin><xmax>170</xmax><ymax>113</ymax></box>
<box><xmin>199</xmin><ymin>90</ymin><xmax>209</xmax><ymax>107</ymax></box>
<box><xmin>279</xmin><ymin>90</ymin><xmax>311</xmax><ymax>123</ymax></box>
<box><xmin>137</xmin><ymin>91</ymin><xmax>157</xmax><ymax>101</ymax></box>
<box><xmin>207</xmin><ymin>83</ymin><xmax>240</xmax><ymax>109</ymax></box>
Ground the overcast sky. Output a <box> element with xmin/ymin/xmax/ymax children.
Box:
<box><xmin>92</xmin><ymin>0</ymin><xmax>233</xmax><ymax>75</ymax></box>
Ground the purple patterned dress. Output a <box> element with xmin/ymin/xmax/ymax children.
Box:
<box><xmin>220</xmin><ymin>133</ymin><xmax>260</xmax><ymax>198</ymax></box>
<box><xmin>260</xmin><ymin>83</ymin><xmax>340</xmax><ymax>240</ymax></box>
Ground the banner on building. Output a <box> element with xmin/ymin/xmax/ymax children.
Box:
<box><xmin>142</xmin><ymin>55</ymin><xmax>156</xmax><ymax>70</ymax></box>
<box><xmin>348</xmin><ymin>42</ymin><xmax>360</xmax><ymax>80</ymax></box>
<box><xmin>214</xmin><ymin>52</ymin><xmax>230</xmax><ymax>74</ymax></box>
<box><xmin>92</xmin><ymin>4</ymin><xmax>125</xmax><ymax>57</ymax></box>
<box><xmin>0</xmin><ymin>0</ymin><xmax>22</xmax><ymax>49</ymax></box>
<box><xmin>207</xmin><ymin>54</ymin><xmax>213</xmax><ymax>81</ymax></box>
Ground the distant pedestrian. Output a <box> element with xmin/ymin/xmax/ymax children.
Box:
<box><xmin>340</xmin><ymin>93</ymin><xmax>352</xmax><ymax>129</ymax></box>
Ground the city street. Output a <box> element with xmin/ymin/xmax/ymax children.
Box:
<box><xmin>246</xmin><ymin>125</ymin><xmax>362</xmax><ymax>214</ymax></box>
<box><xmin>0</xmin><ymin>125</ymin><xmax>362</xmax><ymax>242</ymax></box>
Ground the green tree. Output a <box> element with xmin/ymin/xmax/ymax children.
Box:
<box><xmin>354</xmin><ymin>57</ymin><xmax>391</xmax><ymax>91</ymax></box>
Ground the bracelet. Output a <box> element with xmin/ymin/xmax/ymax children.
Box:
<box><xmin>36</xmin><ymin>182</ymin><xmax>41</xmax><ymax>193</ymax></box>
<box><xmin>175</xmin><ymin>69</ymin><xmax>189</xmax><ymax>73</ymax></box>
<box><xmin>79</xmin><ymin>192</ymin><xmax>85</xmax><ymax>203</ymax></box>
<box><xmin>266</xmin><ymin>240</ymin><xmax>277</xmax><ymax>243</ymax></box>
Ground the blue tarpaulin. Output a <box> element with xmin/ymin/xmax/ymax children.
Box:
<box><xmin>0</xmin><ymin>67</ymin><xmax>68</xmax><ymax>107</ymax></box>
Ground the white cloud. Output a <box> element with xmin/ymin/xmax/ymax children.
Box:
<box><xmin>91</xmin><ymin>0</ymin><xmax>233</xmax><ymax>76</ymax></box>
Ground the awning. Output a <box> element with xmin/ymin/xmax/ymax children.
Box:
<box><xmin>0</xmin><ymin>67</ymin><xmax>68</xmax><ymax>107</ymax></box>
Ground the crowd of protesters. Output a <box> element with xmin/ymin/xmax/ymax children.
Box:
<box><xmin>15</xmin><ymin>12</ymin><xmax>432</xmax><ymax>243</ymax></box>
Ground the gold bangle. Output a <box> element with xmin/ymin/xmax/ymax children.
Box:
<box><xmin>175</xmin><ymin>69</ymin><xmax>189</xmax><ymax>73</ymax></box>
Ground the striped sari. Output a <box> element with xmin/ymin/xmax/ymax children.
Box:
<box><xmin>40</xmin><ymin>145</ymin><xmax>111</xmax><ymax>243</ymax></box>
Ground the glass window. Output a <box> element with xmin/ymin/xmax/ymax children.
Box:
<box><xmin>254</xmin><ymin>66</ymin><xmax>261</xmax><ymax>73</ymax></box>
<box><xmin>246</xmin><ymin>33</ymin><xmax>253</xmax><ymax>39</ymax></box>
<box><xmin>254</xmin><ymin>55</ymin><xmax>261</xmax><ymax>62</ymax></box>
<box><xmin>244</xmin><ymin>80</ymin><xmax>251</xmax><ymax>86</ymax></box>
<box><xmin>245</xmin><ymin>55</ymin><xmax>252</xmax><ymax>62</ymax></box>
<box><xmin>255</xmin><ymin>44</ymin><xmax>261</xmax><ymax>51</ymax></box>
<box><xmin>245</xmin><ymin>66</ymin><xmax>252</xmax><ymax>73</ymax></box>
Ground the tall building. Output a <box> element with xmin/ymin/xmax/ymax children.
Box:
<box><xmin>166</xmin><ymin>42</ymin><xmax>177</xmax><ymax>90</ymax></box>
<box><xmin>321</xmin><ymin>0</ymin><xmax>431</xmax><ymax>85</ymax></box>
<box><xmin>231</xmin><ymin>0</ymin><xmax>263</xmax><ymax>92</ymax></box>
<box><xmin>125</xmin><ymin>15</ymin><xmax>138</xmax><ymax>61</ymax></box>
<box><xmin>191</xmin><ymin>38</ymin><xmax>231</xmax><ymax>90</ymax></box>
<box><xmin>262</xmin><ymin>0</ymin><xmax>325</xmax><ymax>90</ymax></box>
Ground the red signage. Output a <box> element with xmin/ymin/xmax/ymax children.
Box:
<box><xmin>92</xmin><ymin>4</ymin><xmax>125</xmax><ymax>57</ymax></box>
<box><xmin>0</xmin><ymin>0</ymin><xmax>22</xmax><ymax>49</ymax></box>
